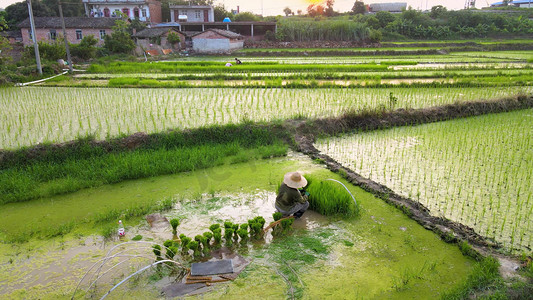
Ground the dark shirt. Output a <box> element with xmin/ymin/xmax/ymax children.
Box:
<box><xmin>276</xmin><ymin>183</ymin><xmax>306</xmax><ymax>212</ymax></box>
<box><xmin>235</xmin><ymin>59</ymin><xmax>242</xmax><ymax>64</ymax></box>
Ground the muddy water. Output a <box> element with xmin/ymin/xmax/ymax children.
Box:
<box><xmin>0</xmin><ymin>153</ymin><xmax>475</xmax><ymax>299</ymax></box>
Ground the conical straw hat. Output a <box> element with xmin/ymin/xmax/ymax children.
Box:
<box><xmin>283</xmin><ymin>171</ymin><xmax>307</xmax><ymax>189</ymax></box>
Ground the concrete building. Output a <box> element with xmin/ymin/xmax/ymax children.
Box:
<box><xmin>82</xmin><ymin>0</ymin><xmax>162</xmax><ymax>23</ymax></box>
<box><xmin>169</xmin><ymin>5</ymin><xmax>215</xmax><ymax>23</ymax></box>
<box><xmin>18</xmin><ymin>17</ymin><xmax>116</xmax><ymax>46</ymax></box>
<box><xmin>192</xmin><ymin>29</ymin><xmax>243</xmax><ymax>53</ymax></box>
<box><xmin>368</xmin><ymin>2</ymin><xmax>407</xmax><ymax>12</ymax></box>
<box><xmin>491</xmin><ymin>0</ymin><xmax>533</xmax><ymax>7</ymax></box>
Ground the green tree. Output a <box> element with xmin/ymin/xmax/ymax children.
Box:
<box><xmin>325</xmin><ymin>0</ymin><xmax>336</xmax><ymax>17</ymax></box>
<box><xmin>167</xmin><ymin>30</ymin><xmax>181</xmax><ymax>44</ymax></box>
<box><xmin>104</xmin><ymin>19</ymin><xmax>135</xmax><ymax>54</ymax></box>
<box><xmin>234</xmin><ymin>12</ymin><xmax>260</xmax><ymax>22</ymax></box>
<box><xmin>0</xmin><ymin>36</ymin><xmax>12</xmax><ymax>65</ymax></box>
<box><xmin>283</xmin><ymin>7</ymin><xmax>292</xmax><ymax>16</ymax></box>
<box><xmin>0</xmin><ymin>11</ymin><xmax>8</xmax><ymax>32</ymax></box>
<box><xmin>351</xmin><ymin>1</ymin><xmax>366</xmax><ymax>15</ymax></box>
<box><xmin>5</xmin><ymin>1</ymin><xmax>55</xmax><ymax>30</ymax></box>
<box><xmin>213</xmin><ymin>4</ymin><xmax>231</xmax><ymax>22</ymax></box>
<box><xmin>375</xmin><ymin>11</ymin><xmax>395</xmax><ymax>28</ymax></box>
<box><xmin>128</xmin><ymin>19</ymin><xmax>147</xmax><ymax>35</ymax></box>
<box><xmin>42</xmin><ymin>0</ymin><xmax>84</xmax><ymax>17</ymax></box>
<box><xmin>430</xmin><ymin>5</ymin><xmax>447</xmax><ymax>19</ymax></box>
<box><xmin>70</xmin><ymin>35</ymin><xmax>98</xmax><ymax>60</ymax></box>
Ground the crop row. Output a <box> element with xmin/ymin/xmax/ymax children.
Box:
<box><xmin>2</xmin><ymin>86</ymin><xmax>531</xmax><ymax>150</ymax></box>
<box><xmin>315</xmin><ymin>109</ymin><xmax>533</xmax><ymax>251</ymax></box>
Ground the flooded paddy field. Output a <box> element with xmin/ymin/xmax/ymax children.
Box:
<box><xmin>315</xmin><ymin>109</ymin><xmax>533</xmax><ymax>252</ymax></box>
<box><xmin>2</xmin><ymin>86</ymin><xmax>531</xmax><ymax>150</ymax></box>
<box><xmin>0</xmin><ymin>154</ymin><xmax>476</xmax><ymax>299</ymax></box>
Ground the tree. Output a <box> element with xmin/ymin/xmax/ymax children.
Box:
<box><xmin>42</xmin><ymin>0</ymin><xmax>84</xmax><ymax>17</ymax></box>
<box><xmin>325</xmin><ymin>0</ymin><xmax>336</xmax><ymax>17</ymax></box>
<box><xmin>213</xmin><ymin>4</ymin><xmax>231</xmax><ymax>22</ymax></box>
<box><xmin>297</xmin><ymin>10</ymin><xmax>302</xmax><ymax>16</ymax></box>
<box><xmin>375</xmin><ymin>11</ymin><xmax>395</xmax><ymax>28</ymax></box>
<box><xmin>234</xmin><ymin>12</ymin><xmax>260</xmax><ymax>22</ymax></box>
<box><xmin>0</xmin><ymin>11</ymin><xmax>8</xmax><ymax>31</ymax></box>
<box><xmin>283</xmin><ymin>7</ymin><xmax>293</xmax><ymax>17</ymax></box>
<box><xmin>0</xmin><ymin>36</ymin><xmax>12</xmax><ymax>66</ymax></box>
<box><xmin>5</xmin><ymin>1</ymin><xmax>55</xmax><ymax>30</ymax></box>
<box><xmin>351</xmin><ymin>1</ymin><xmax>366</xmax><ymax>15</ymax></box>
<box><xmin>70</xmin><ymin>35</ymin><xmax>98</xmax><ymax>60</ymax></box>
<box><xmin>307</xmin><ymin>4</ymin><xmax>325</xmax><ymax>17</ymax></box>
<box><xmin>430</xmin><ymin>5</ymin><xmax>447</xmax><ymax>19</ymax></box>
<box><xmin>103</xmin><ymin>19</ymin><xmax>135</xmax><ymax>54</ymax></box>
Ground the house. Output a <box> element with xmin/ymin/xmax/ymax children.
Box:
<box><xmin>18</xmin><ymin>17</ymin><xmax>116</xmax><ymax>46</ymax></box>
<box><xmin>491</xmin><ymin>0</ymin><xmax>533</xmax><ymax>7</ymax></box>
<box><xmin>368</xmin><ymin>2</ymin><xmax>407</xmax><ymax>13</ymax></box>
<box><xmin>82</xmin><ymin>0</ymin><xmax>162</xmax><ymax>23</ymax></box>
<box><xmin>191</xmin><ymin>29</ymin><xmax>243</xmax><ymax>53</ymax></box>
<box><xmin>133</xmin><ymin>27</ymin><xmax>187</xmax><ymax>54</ymax></box>
<box><xmin>1</xmin><ymin>31</ymin><xmax>23</xmax><ymax>44</ymax></box>
<box><xmin>169</xmin><ymin>5</ymin><xmax>215</xmax><ymax>23</ymax></box>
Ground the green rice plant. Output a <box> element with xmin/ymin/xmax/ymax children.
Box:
<box><xmin>152</xmin><ymin>244</ymin><xmax>162</xmax><ymax>261</ymax></box>
<box><xmin>237</xmin><ymin>228</ymin><xmax>249</xmax><ymax>244</ymax></box>
<box><xmin>165</xmin><ymin>245</ymin><xmax>178</xmax><ymax>260</ymax></box>
<box><xmin>187</xmin><ymin>241</ymin><xmax>200</xmax><ymax>258</ymax></box>
<box><xmin>273</xmin><ymin>212</ymin><xmax>283</xmax><ymax>221</ymax></box>
<box><xmin>213</xmin><ymin>229</ymin><xmax>222</xmax><ymax>245</ymax></box>
<box><xmin>209</xmin><ymin>224</ymin><xmax>220</xmax><ymax>233</ymax></box>
<box><xmin>203</xmin><ymin>231</ymin><xmax>213</xmax><ymax>246</ymax></box>
<box><xmin>170</xmin><ymin>218</ymin><xmax>180</xmax><ymax>236</ymax></box>
<box><xmin>224</xmin><ymin>228</ymin><xmax>234</xmax><ymax>246</ymax></box>
<box><xmin>305</xmin><ymin>176</ymin><xmax>359</xmax><ymax>217</ymax></box>
<box><xmin>180</xmin><ymin>236</ymin><xmax>191</xmax><ymax>255</ymax></box>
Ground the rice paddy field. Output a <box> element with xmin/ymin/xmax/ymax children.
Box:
<box><xmin>315</xmin><ymin>109</ymin><xmax>533</xmax><ymax>251</ymax></box>
<box><xmin>2</xmin><ymin>86</ymin><xmax>532</xmax><ymax>150</ymax></box>
<box><xmin>1</xmin><ymin>42</ymin><xmax>532</xmax><ymax>299</ymax></box>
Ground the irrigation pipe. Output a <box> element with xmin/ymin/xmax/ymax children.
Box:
<box><xmin>99</xmin><ymin>259</ymin><xmax>182</xmax><ymax>300</ymax></box>
<box><xmin>72</xmin><ymin>241</ymin><xmax>166</xmax><ymax>299</ymax></box>
<box><xmin>85</xmin><ymin>255</ymin><xmax>157</xmax><ymax>294</ymax></box>
<box><xmin>16</xmin><ymin>70</ymin><xmax>68</xmax><ymax>86</ymax></box>
<box><xmin>326</xmin><ymin>179</ymin><xmax>357</xmax><ymax>207</ymax></box>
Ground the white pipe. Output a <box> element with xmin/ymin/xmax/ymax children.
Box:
<box><xmin>100</xmin><ymin>260</ymin><xmax>182</xmax><ymax>299</ymax></box>
<box><xmin>326</xmin><ymin>178</ymin><xmax>357</xmax><ymax>207</ymax></box>
<box><xmin>17</xmin><ymin>71</ymin><xmax>68</xmax><ymax>86</ymax></box>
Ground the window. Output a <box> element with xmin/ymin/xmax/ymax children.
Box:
<box><xmin>133</xmin><ymin>7</ymin><xmax>139</xmax><ymax>19</ymax></box>
<box><xmin>103</xmin><ymin>8</ymin><xmax>110</xmax><ymax>17</ymax></box>
<box><xmin>76</xmin><ymin>30</ymin><xmax>83</xmax><ymax>40</ymax></box>
<box><xmin>142</xmin><ymin>9</ymin><xmax>147</xmax><ymax>17</ymax></box>
<box><xmin>28</xmin><ymin>29</ymin><xmax>33</xmax><ymax>40</ymax></box>
<box><xmin>122</xmin><ymin>8</ymin><xmax>130</xmax><ymax>17</ymax></box>
<box><xmin>195</xmin><ymin>10</ymin><xmax>201</xmax><ymax>19</ymax></box>
<box><xmin>99</xmin><ymin>30</ymin><xmax>106</xmax><ymax>40</ymax></box>
<box><xmin>49</xmin><ymin>29</ymin><xmax>56</xmax><ymax>40</ymax></box>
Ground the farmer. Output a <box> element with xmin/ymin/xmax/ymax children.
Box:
<box><xmin>276</xmin><ymin>171</ymin><xmax>309</xmax><ymax>219</ymax></box>
<box><xmin>235</xmin><ymin>57</ymin><xmax>242</xmax><ymax>64</ymax></box>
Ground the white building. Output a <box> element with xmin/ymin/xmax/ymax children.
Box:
<box><xmin>368</xmin><ymin>2</ymin><xmax>407</xmax><ymax>13</ymax></box>
<box><xmin>82</xmin><ymin>0</ymin><xmax>162</xmax><ymax>23</ymax></box>
<box><xmin>169</xmin><ymin>5</ymin><xmax>215</xmax><ymax>23</ymax></box>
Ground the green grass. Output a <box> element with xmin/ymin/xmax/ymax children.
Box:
<box><xmin>441</xmin><ymin>257</ymin><xmax>501</xmax><ymax>299</ymax></box>
<box><xmin>0</xmin><ymin>123</ymin><xmax>289</xmax><ymax>204</ymax></box>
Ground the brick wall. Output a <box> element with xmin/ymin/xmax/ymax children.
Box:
<box><xmin>21</xmin><ymin>28</ymin><xmax>113</xmax><ymax>46</ymax></box>
<box><xmin>148</xmin><ymin>0</ymin><xmax>162</xmax><ymax>23</ymax></box>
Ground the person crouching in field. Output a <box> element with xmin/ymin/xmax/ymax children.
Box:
<box><xmin>275</xmin><ymin>171</ymin><xmax>309</xmax><ymax>219</ymax></box>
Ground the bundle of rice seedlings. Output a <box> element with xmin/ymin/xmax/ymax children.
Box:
<box><xmin>305</xmin><ymin>175</ymin><xmax>359</xmax><ymax>217</ymax></box>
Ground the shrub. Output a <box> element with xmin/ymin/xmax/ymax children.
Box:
<box><xmin>70</xmin><ymin>35</ymin><xmax>98</xmax><ymax>60</ymax></box>
<box><xmin>167</xmin><ymin>30</ymin><xmax>181</xmax><ymax>44</ymax></box>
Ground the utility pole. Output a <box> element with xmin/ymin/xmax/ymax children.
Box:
<box><xmin>58</xmin><ymin>2</ymin><xmax>73</xmax><ymax>73</ymax></box>
<box><xmin>26</xmin><ymin>0</ymin><xmax>42</xmax><ymax>75</ymax></box>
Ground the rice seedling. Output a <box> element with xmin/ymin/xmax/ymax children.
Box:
<box><xmin>170</xmin><ymin>218</ymin><xmax>179</xmax><ymax>236</ymax></box>
<box><xmin>305</xmin><ymin>175</ymin><xmax>359</xmax><ymax>217</ymax></box>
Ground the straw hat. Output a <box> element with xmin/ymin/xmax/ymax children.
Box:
<box><xmin>283</xmin><ymin>171</ymin><xmax>307</xmax><ymax>189</ymax></box>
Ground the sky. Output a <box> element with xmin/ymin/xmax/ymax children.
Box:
<box><xmin>0</xmin><ymin>0</ymin><xmax>493</xmax><ymax>14</ymax></box>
